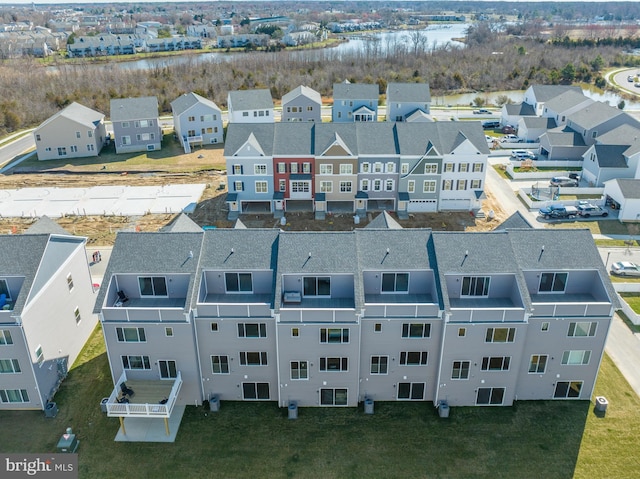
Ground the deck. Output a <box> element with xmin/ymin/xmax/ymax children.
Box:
<box><xmin>105</xmin><ymin>371</ymin><xmax>182</xmax><ymax>419</ymax></box>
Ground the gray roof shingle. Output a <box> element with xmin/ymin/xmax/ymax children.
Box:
<box><xmin>110</xmin><ymin>96</ymin><xmax>158</xmax><ymax>121</ymax></box>
<box><xmin>386</xmin><ymin>82</ymin><xmax>431</xmax><ymax>103</ymax></box>
<box><xmin>333</xmin><ymin>82</ymin><xmax>378</xmax><ymax>101</ymax></box>
<box><xmin>228</xmin><ymin>89</ymin><xmax>274</xmax><ymax>111</ymax></box>
<box><xmin>170</xmin><ymin>92</ymin><xmax>221</xmax><ymax>116</ymax></box>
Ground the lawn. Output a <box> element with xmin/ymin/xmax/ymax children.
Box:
<box><xmin>1</xmin><ymin>326</ymin><xmax>638</xmax><ymax>479</ymax></box>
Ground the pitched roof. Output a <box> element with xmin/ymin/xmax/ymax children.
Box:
<box><xmin>613</xmin><ymin>178</ymin><xmax>640</xmax><ymax>199</ymax></box>
<box><xmin>504</xmin><ymin>102</ymin><xmax>536</xmax><ymax>116</ymax></box>
<box><xmin>395</xmin><ymin>122</ymin><xmax>490</xmax><ymax>155</ymax></box>
<box><xmin>24</xmin><ymin>216</ymin><xmax>71</xmax><ymax>235</ymax></box>
<box><xmin>568</xmin><ymin>101</ymin><xmax>633</xmax><ymax>130</ymax></box>
<box><xmin>355</xmin><ymin>122</ymin><xmax>397</xmax><ymax>155</ymax></box>
<box><xmin>36</xmin><ymin>102</ymin><xmax>104</xmax><ymax>131</ymax></box>
<box><xmin>170</xmin><ymin>92</ymin><xmax>221</xmax><ymax>116</ymax></box>
<box><xmin>110</xmin><ymin>96</ymin><xmax>158</xmax><ymax>122</ymax></box>
<box><xmin>543</xmin><ymin>90</ymin><xmax>591</xmax><ymax>113</ymax></box>
<box><xmin>493</xmin><ymin>211</ymin><xmax>533</xmax><ymax>230</ymax></box>
<box><xmin>228</xmin><ymin>89</ymin><xmax>273</xmax><ymax>111</ymax></box>
<box><xmin>521</xmin><ymin>116</ymin><xmax>556</xmax><ymax>129</ymax></box>
<box><xmin>281</xmin><ymin>85</ymin><xmax>322</xmax><ymax>105</ymax></box>
<box><xmin>386</xmin><ymin>82</ymin><xmax>431</xmax><ymax>103</ymax></box>
<box><xmin>224</xmin><ymin>123</ymin><xmax>275</xmax><ymax>157</ymax></box>
<box><xmin>597</xmin><ymin>124</ymin><xmax>640</xmax><ymax>157</ymax></box>
<box><xmin>540</xmin><ymin>130</ymin><xmax>586</xmax><ymax>147</ymax></box>
<box><xmin>314</xmin><ymin>123</ymin><xmax>358</xmax><ymax>156</ymax></box>
<box><xmin>333</xmin><ymin>82</ymin><xmax>378</xmax><ymax>100</ymax></box>
<box><xmin>594</xmin><ymin>144</ymin><xmax>628</xmax><ymax>168</ymax></box>
<box><xmin>273</xmin><ymin>122</ymin><xmax>314</xmax><ymax>156</ymax></box>
<box><xmin>365</xmin><ymin>211</ymin><xmax>403</xmax><ymax>229</ymax></box>
<box><xmin>530</xmin><ymin>85</ymin><xmax>583</xmax><ymax>103</ymax></box>
<box><xmin>159</xmin><ymin>213</ymin><xmax>203</xmax><ymax>233</ymax></box>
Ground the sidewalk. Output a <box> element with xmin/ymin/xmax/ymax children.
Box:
<box><xmin>605</xmin><ymin>314</ymin><xmax>640</xmax><ymax>398</ymax></box>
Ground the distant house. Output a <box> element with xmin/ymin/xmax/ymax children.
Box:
<box><xmin>537</xmin><ymin>130</ymin><xmax>587</xmax><ymax>161</ymax></box>
<box><xmin>385</xmin><ymin>82</ymin><xmax>431</xmax><ymax>122</ymax></box>
<box><xmin>281</xmin><ymin>85</ymin><xmax>322</xmax><ymax>123</ymax></box>
<box><xmin>500</xmin><ymin>102</ymin><xmax>536</xmax><ymax>129</ymax></box>
<box><xmin>581</xmin><ymin>125</ymin><xmax>640</xmax><ymax>187</ymax></box>
<box><xmin>332</xmin><ymin>81</ymin><xmax>379</xmax><ymax>122</ymax></box>
<box><xmin>66</xmin><ymin>33</ymin><xmax>139</xmax><ymax>57</ymax></box>
<box><xmin>565</xmin><ymin>101</ymin><xmax>640</xmax><ymax>147</ymax></box>
<box><xmin>110</xmin><ymin>97</ymin><xmax>161</xmax><ymax>154</ymax></box>
<box><xmin>33</xmin><ymin>102</ymin><xmax>107</xmax><ymax>161</ymax></box>
<box><xmin>603</xmin><ymin>178</ymin><xmax>640</xmax><ymax>221</ymax></box>
<box><xmin>171</xmin><ymin>92</ymin><xmax>223</xmax><ymax>152</ymax></box>
<box><xmin>541</xmin><ymin>90</ymin><xmax>593</xmax><ymax>127</ymax></box>
<box><xmin>522</xmin><ymin>85</ymin><xmax>583</xmax><ymax>116</ymax></box>
<box><xmin>517</xmin><ymin>117</ymin><xmax>556</xmax><ymax>143</ymax></box>
<box><xmin>227</xmin><ymin>89</ymin><xmax>274</xmax><ymax>124</ymax></box>
<box><xmin>0</xmin><ymin>218</ymin><xmax>98</xmax><ymax>411</ymax></box>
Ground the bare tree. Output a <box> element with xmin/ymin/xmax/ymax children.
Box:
<box><xmin>407</xmin><ymin>29</ymin><xmax>428</xmax><ymax>56</ymax></box>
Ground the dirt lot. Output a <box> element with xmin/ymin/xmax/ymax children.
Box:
<box><xmin>0</xmin><ymin>143</ymin><xmax>507</xmax><ymax>244</ymax></box>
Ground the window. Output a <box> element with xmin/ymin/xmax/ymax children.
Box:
<box><xmin>541</xmin><ymin>322</ymin><xmax>549</xmax><ymax>332</ymax></box>
<box><xmin>135</xmin><ymin>120</ymin><xmax>151</xmax><ymax>128</ymax></box>
<box><xmin>259</xmin><ymin>111</ymin><xmax>264</xmax><ymax>117</ymax></box>
<box><xmin>242</xmin><ymin>112</ymin><xmax>249</xmax><ymax>117</ymax></box>
<box><xmin>554</xmin><ymin>381</ymin><xmax>582</xmax><ymax>398</ymax></box>
<box><xmin>279</xmin><ymin>179</ymin><xmax>286</xmax><ymax>192</ymax></box>
<box><xmin>319</xmin><ymin>164</ymin><xmax>332</xmax><ymax>175</ymax></box>
<box><xmin>462</xmin><ymin>276</ymin><xmax>490</xmax><ymax>296</ymax></box>
<box><xmin>399</xmin><ymin>351</ymin><xmax>428</xmax><ymax>366</ymax></box>
<box><xmin>0</xmin><ymin>330</ymin><xmax>13</xmax><ymax>345</ymax></box>
<box><xmin>451</xmin><ymin>360</ymin><xmax>470</xmax><ymax>379</ymax></box>
<box><xmin>189</xmin><ymin>115</ymin><xmax>196</xmax><ymax>122</ymax></box>
<box><xmin>319</xmin><ymin>357</ymin><xmax>348</xmax><ymax>371</ymax></box>
<box><xmin>442</xmin><ymin>179</ymin><xmax>452</xmax><ymax>191</ymax></box>
<box><xmin>291</xmin><ymin>182</ymin><xmax>309</xmax><ymax>193</ymax></box>
<box><xmin>340</xmin><ymin>164</ymin><xmax>352</xmax><ymax>174</ymax></box>
<box><xmin>568</xmin><ymin>322</ymin><xmax>597</xmax><ymax>337</ymax></box>
<box><xmin>66</xmin><ymin>274</ymin><xmax>74</xmax><ymax>292</ymax></box>
<box><xmin>291</xmin><ymin>361</ymin><xmax>308</xmax><ymax>380</ymax></box>
<box><xmin>0</xmin><ymin>359</ymin><xmax>21</xmax><ymax>374</ymax></box>
<box><xmin>136</xmin><ymin>133</ymin><xmax>150</xmax><ymax>141</ymax></box>
<box><xmin>459</xmin><ymin>163</ymin><xmax>469</xmax><ymax>172</ymax></box>
<box><xmin>361</xmin><ymin>179</ymin><xmax>370</xmax><ymax>191</ymax></box>
<box><xmin>57</xmin><ymin>147</ymin><xmax>67</xmax><ymax>156</ymax></box>
<box><xmin>361</xmin><ymin>163</ymin><xmax>370</xmax><ymax>173</ymax></box>
<box><xmin>277</xmin><ymin>162</ymin><xmax>286</xmax><ymax>173</ymax></box>
<box><xmin>371</xmin><ymin>356</ymin><xmax>388</xmax><ymax>374</ymax></box>
<box><xmin>70</xmin><ymin>145</ymin><xmax>78</xmax><ymax>153</ymax></box>
<box><xmin>233</xmin><ymin>164</ymin><xmax>243</xmax><ymax>175</ymax></box>
<box><xmin>320</xmin><ymin>181</ymin><xmax>333</xmax><ymax>193</ymax></box>
<box><xmin>36</xmin><ymin>134</ymin><xmax>41</xmax><ymax>141</ymax></box>
<box><xmin>135</xmin><ymin>276</ymin><xmax>167</xmax><ymax>297</ymax></box>
<box><xmin>254</xmin><ymin>164</ymin><xmax>267</xmax><ymax>175</ymax></box>
<box><xmin>374</xmin><ymin>163</ymin><xmax>383</xmax><ymax>173</ymax></box>
<box><xmin>485</xmin><ymin>328</ymin><xmax>516</xmax><ymax>343</ymax></box>
<box><xmin>159</xmin><ymin>360</ymin><xmax>177</xmax><ymax>379</ymax></box>
<box><xmin>456</xmin><ymin>180</ymin><xmax>467</xmax><ymax>190</ymax></box>
<box><xmin>35</xmin><ymin>345</ymin><xmax>43</xmax><ymax>366</ymax></box>
<box><xmin>225</xmin><ymin>272</ymin><xmax>252</xmax><ymax>293</ymax></box>
<box><xmin>401</xmin><ymin>163</ymin><xmax>409</xmax><ymax>175</ymax></box>
<box><xmin>210</xmin><ymin>322</ymin><xmax>219</xmax><ymax>332</ymax></box>
<box><xmin>0</xmin><ymin>389</ymin><xmax>29</xmax><ymax>403</ymax></box>
<box><xmin>340</xmin><ymin>181</ymin><xmax>352</xmax><ymax>193</ymax></box>
<box><xmin>539</xmin><ymin>272</ymin><xmax>568</xmax><ymax>293</ymax></box>
<box><xmin>165</xmin><ymin>327</ymin><xmax>173</xmax><ymax>337</ymax></box>
<box><xmin>290</xmin><ymin>163</ymin><xmax>298</xmax><ymax>174</ymax></box>
<box><xmin>476</xmin><ymin>387</ymin><xmax>505</xmax><ymax>405</ymax></box>
<box><xmin>402</xmin><ymin>323</ymin><xmax>431</xmax><ymax>338</ymax></box>
<box><xmin>471</xmin><ymin>179</ymin><xmax>482</xmax><ymax>189</ymax></box>
<box><xmin>211</xmin><ymin>355</ymin><xmax>229</xmax><ymax>374</ymax></box>
<box><xmin>234</xmin><ymin>181</ymin><xmax>244</xmax><ymax>192</ymax></box>
<box><xmin>291</xmin><ymin>328</ymin><xmax>299</xmax><ymax>337</ymax></box>
<box><xmin>202</xmin><ymin>114</ymin><xmax>214</xmax><ymax>122</ymax></box>
<box><xmin>121</xmin><ymin>136</ymin><xmax>131</xmax><ymax>145</ymax></box>
<box><xmin>320</xmin><ymin>328</ymin><xmax>349</xmax><ymax>344</ymax></box>
<box><xmin>444</xmin><ymin>163</ymin><xmax>454</xmax><ymax>173</ymax></box>
<box><xmin>243</xmin><ymin>383</ymin><xmax>270</xmax><ymax>400</ymax></box>
<box><xmin>382</xmin><ymin>273</ymin><xmax>409</xmax><ymax>293</ymax></box>
<box><xmin>255</xmin><ymin>181</ymin><xmax>268</xmax><ymax>193</ymax></box>
<box><xmin>473</xmin><ymin>163</ymin><xmax>484</xmax><ymax>173</ymax></box>
<box><xmin>74</xmin><ymin>307</ymin><xmax>81</xmax><ymax>325</ymax></box>
<box><xmin>87</xmin><ymin>144</ymin><xmax>95</xmax><ymax>151</ymax></box>
<box><xmin>407</xmin><ymin>181</ymin><xmax>415</xmax><ymax>193</ymax></box>
<box><xmin>458</xmin><ymin>328</ymin><xmax>466</xmax><ymax>337</ymax></box>
<box><xmin>122</xmin><ymin>355</ymin><xmax>151</xmax><ymax>370</ymax></box>
<box><xmin>238</xmin><ymin>323</ymin><xmax>267</xmax><ymax>338</ymax></box>
<box><xmin>374</xmin><ymin>323</ymin><xmax>382</xmax><ymax>332</ymax></box>
<box><xmin>303</xmin><ymin>163</ymin><xmax>311</xmax><ymax>173</ymax></box>
<box><xmin>529</xmin><ymin>354</ymin><xmax>548</xmax><ymax>373</ymax></box>
<box><xmin>562</xmin><ymin>350</ymin><xmax>591</xmax><ymax>365</ymax></box>
<box><xmin>304</xmin><ymin>277</ymin><xmax>331</xmax><ymax>297</ymax></box>
<box><xmin>386</xmin><ymin>162</ymin><xmax>395</xmax><ymax>173</ymax></box>
<box><xmin>424</xmin><ymin>164</ymin><xmax>438</xmax><ymax>174</ymax></box>
<box><xmin>121</xmin><ymin>121</ymin><xmax>130</xmax><ymax>128</ymax></box>
<box><xmin>75</xmin><ymin>131</ymin><xmax>81</xmax><ymax>139</ymax></box>
<box><xmin>239</xmin><ymin>352</ymin><xmax>268</xmax><ymax>366</ymax></box>
<box><xmin>386</xmin><ymin>180</ymin><xmax>394</xmax><ymax>191</ymax></box>
<box><xmin>398</xmin><ymin>382</ymin><xmax>425</xmax><ymax>400</ymax></box>
<box><xmin>320</xmin><ymin>388</ymin><xmax>347</xmax><ymax>406</ymax></box>
<box><xmin>423</xmin><ymin>180</ymin><xmax>436</xmax><ymax>193</ymax></box>
<box><xmin>373</xmin><ymin>179</ymin><xmax>382</xmax><ymax>191</ymax></box>
<box><xmin>481</xmin><ymin>356</ymin><xmax>511</xmax><ymax>371</ymax></box>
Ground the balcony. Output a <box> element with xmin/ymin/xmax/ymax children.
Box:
<box><xmin>364</xmin><ymin>293</ymin><xmax>439</xmax><ymax>318</ymax></box>
<box><xmin>530</xmin><ymin>292</ymin><xmax>612</xmax><ymax>318</ymax></box>
<box><xmin>105</xmin><ymin>370</ymin><xmax>182</xmax><ymax>419</ymax></box>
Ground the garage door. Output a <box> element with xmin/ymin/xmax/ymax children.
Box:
<box><xmin>439</xmin><ymin>199</ymin><xmax>471</xmax><ymax>211</ymax></box>
<box><xmin>408</xmin><ymin>199</ymin><xmax>438</xmax><ymax>212</ymax></box>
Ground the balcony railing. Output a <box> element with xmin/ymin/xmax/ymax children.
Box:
<box><xmin>105</xmin><ymin>370</ymin><xmax>182</xmax><ymax>418</ymax></box>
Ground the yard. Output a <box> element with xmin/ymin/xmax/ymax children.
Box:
<box><xmin>0</xmin><ymin>325</ymin><xmax>637</xmax><ymax>479</ymax></box>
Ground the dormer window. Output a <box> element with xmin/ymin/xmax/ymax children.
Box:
<box><xmin>539</xmin><ymin>272</ymin><xmax>567</xmax><ymax>293</ymax></box>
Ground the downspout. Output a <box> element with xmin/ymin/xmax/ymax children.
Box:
<box><xmin>433</xmin><ymin>311</ymin><xmax>450</xmax><ymax>407</ymax></box>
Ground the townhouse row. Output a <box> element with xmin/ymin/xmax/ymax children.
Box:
<box><xmin>94</xmin><ymin>213</ymin><xmax>615</xmax><ymax>416</ymax></box>
<box><xmin>224</xmin><ymin>121</ymin><xmax>489</xmax><ymax>219</ymax></box>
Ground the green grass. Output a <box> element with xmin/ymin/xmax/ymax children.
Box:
<box><xmin>1</xmin><ymin>327</ymin><xmax>639</xmax><ymax>478</ymax></box>
<box><xmin>619</xmin><ymin>292</ymin><xmax>640</xmax><ymax>314</ymax></box>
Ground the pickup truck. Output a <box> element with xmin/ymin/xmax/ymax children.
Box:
<box><xmin>538</xmin><ymin>205</ymin><xmax>578</xmax><ymax>220</ymax></box>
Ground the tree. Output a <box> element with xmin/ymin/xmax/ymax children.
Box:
<box><xmin>591</xmin><ymin>54</ymin><xmax>605</xmax><ymax>72</ymax></box>
<box><xmin>472</xmin><ymin>97</ymin><xmax>486</xmax><ymax>107</ymax></box>
<box><xmin>494</xmin><ymin>95</ymin><xmax>511</xmax><ymax>107</ymax></box>
<box><xmin>618</xmin><ymin>100</ymin><xmax>626</xmax><ymax>110</ymax></box>
<box><xmin>407</xmin><ymin>30</ymin><xmax>428</xmax><ymax>56</ymax></box>
<box><xmin>560</xmin><ymin>63</ymin><xmax>576</xmax><ymax>83</ymax></box>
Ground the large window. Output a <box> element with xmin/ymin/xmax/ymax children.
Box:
<box><xmin>451</xmin><ymin>360</ymin><xmax>470</xmax><ymax>379</ymax></box>
<box><xmin>319</xmin><ymin>164</ymin><xmax>332</xmax><ymax>175</ymax></box>
<box><xmin>476</xmin><ymin>387</ymin><xmax>505</xmax><ymax>405</ymax></box>
<box><xmin>473</xmin><ymin>163</ymin><xmax>484</xmax><ymax>172</ymax></box>
<box><xmin>340</xmin><ymin>164</ymin><xmax>353</xmax><ymax>174</ymax></box>
<box><xmin>382</xmin><ymin>273</ymin><xmax>409</xmax><ymax>293</ymax></box>
<box><xmin>138</xmin><ymin>276</ymin><xmax>167</xmax><ymax>297</ymax></box>
<box><xmin>481</xmin><ymin>356</ymin><xmax>511</xmax><ymax>371</ymax></box>
<box><xmin>233</xmin><ymin>164</ymin><xmax>243</xmax><ymax>175</ymax></box>
<box><xmin>407</xmin><ymin>181</ymin><xmax>415</xmax><ymax>193</ymax></box>
<box><xmin>122</xmin><ymin>355</ymin><xmax>151</xmax><ymax>370</ymax></box>
<box><xmin>529</xmin><ymin>354</ymin><xmax>548</xmax><ymax>373</ymax></box>
<box><xmin>291</xmin><ymin>361</ymin><xmax>308</xmax><ymax>380</ymax></box>
<box><xmin>239</xmin><ymin>352</ymin><xmax>268</xmax><ymax>366</ymax></box>
<box><xmin>485</xmin><ymin>327</ymin><xmax>516</xmax><ymax>343</ymax></box>
<box><xmin>554</xmin><ymin>381</ymin><xmax>582</xmax><ymax>398</ymax></box>
<box><xmin>225</xmin><ymin>272</ymin><xmax>252</xmax><ymax>293</ymax></box>
<box><xmin>399</xmin><ymin>351</ymin><xmax>428</xmax><ymax>366</ymax></box>
<box><xmin>320</xmin><ymin>181</ymin><xmax>333</xmax><ymax>193</ymax></box>
<box><xmin>0</xmin><ymin>389</ymin><xmax>29</xmax><ymax>403</ymax></box>
<box><xmin>398</xmin><ymin>382</ymin><xmax>425</xmax><ymax>400</ymax></box>
<box><xmin>424</xmin><ymin>164</ymin><xmax>438</xmax><ymax>174</ymax></box>
<box><xmin>319</xmin><ymin>357</ymin><xmax>348</xmax><ymax>372</ymax></box>
<box><xmin>254</xmin><ymin>164</ymin><xmax>267</xmax><ymax>175</ymax></box>
<box><xmin>159</xmin><ymin>360</ymin><xmax>177</xmax><ymax>379</ymax></box>
<box><xmin>320</xmin><ymin>328</ymin><xmax>349</xmax><ymax>344</ymax></box>
<box><xmin>116</xmin><ymin>327</ymin><xmax>146</xmax><ymax>343</ymax></box>
<box><xmin>291</xmin><ymin>181</ymin><xmax>310</xmax><ymax>193</ymax></box>
<box><xmin>238</xmin><ymin>323</ymin><xmax>267</xmax><ymax>338</ymax></box>
<box><xmin>568</xmin><ymin>322</ymin><xmax>597</xmax><ymax>337</ymax></box>
<box><xmin>320</xmin><ymin>388</ymin><xmax>347</xmax><ymax>406</ymax></box>
<box><xmin>539</xmin><ymin>272</ymin><xmax>568</xmax><ymax>293</ymax></box>
<box><xmin>370</xmin><ymin>356</ymin><xmax>388</xmax><ymax>374</ymax></box>
<box><xmin>211</xmin><ymin>355</ymin><xmax>229</xmax><ymax>374</ymax></box>
<box><xmin>462</xmin><ymin>276</ymin><xmax>490</xmax><ymax>296</ymax></box>
<box><xmin>255</xmin><ymin>181</ymin><xmax>268</xmax><ymax>193</ymax></box>
<box><xmin>304</xmin><ymin>277</ymin><xmax>330</xmax><ymax>297</ymax></box>
<box><xmin>0</xmin><ymin>330</ymin><xmax>13</xmax><ymax>345</ymax></box>
<box><xmin>402</xmin><ymin>323</ymin><xmax>431</xmax><ymax>338</ymax></box>
<box><xmin>0</xmin><ymin>279</ymin><xmax>10</xmax><ymax>299</ymax></box>
<box><xmin>0</xmin><ymin>359</ymin><xmax>21</xmax><ymax>374</ymax></box>
<box><xmin>340</xmin><ymin>181</ymin><xmax>352</xmax><ymax>193</ymax></box>
<box><xmin>243</xmin><ymin>383</ymin><xmax>270</xmax><ymax>400</ymax></box>
<box><xmin>423</xmin><ymin>180</ymin><xmax>436</xmax><ymax>193</ymax></box>
<box><xmin>561</xmin><ymin>350</ymin><xmax>591</xmax><ymax>365</ymax></box>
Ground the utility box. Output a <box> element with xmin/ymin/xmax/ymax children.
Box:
<box><xmin>57</xmin><ymin>428</ymin><xmax>79</xmax><ymax>453</ymax></box>
<box><xmin>595</xmin><ymin>396</ymin><xmax>608</xmax><ymax>414</ymax></box>
<box><xmin>209</xmin><ymin>394</ymin><xmax>220</xmax><ymax>412</ymax></box>
<box><xmin>438</xmin><ymin>401</ymin><xmax>450</xmax><ymax>418</ymax></box>
<box><xmin>364</xmin><ymin>397</ymin><xmax>374</xmax><ymax>415</ymax></box>
<box><xmin>44</xmin><ymin>402</ymin><xmax>58</xmax><ymax>418</ymax></box>
<box><xmin>288</xmin><ymin>401</ymin><xmax>298</xmax><ymax>420</ymax></box>
<box><xmin>100</xmin><ymin>398</ymin><xmax>109</xmax><ymax>413</ymax></box>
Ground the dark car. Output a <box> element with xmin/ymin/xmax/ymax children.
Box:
<box><xmin>501</xmin><ymin>125</ymin><xmax>516</xmax><ymax>134</ymax></box>
<box><xmin>482</xmin><ymin>120</ymin><xmax>500</xmax><ymax>129</ymax></box>
<box><xmin>550</xmin><ymin>176</ymin><xmax>579</xmax><ymax>187</ymax></box>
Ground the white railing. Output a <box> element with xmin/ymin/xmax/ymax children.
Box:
<box><xmin>105</xmin><ymin>371</ymin><xmax>182</xmax><ymax>418</ymax></box>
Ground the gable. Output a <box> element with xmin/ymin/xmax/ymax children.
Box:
<box><xmin>233</xmin><ymin>132</ymin><xmax>266</xmax><ymax>157</ymax></box>
<box><xmin>319</xmin><ymin>133</ymin><xmax>354</xmax><ymax>157</ymax></box>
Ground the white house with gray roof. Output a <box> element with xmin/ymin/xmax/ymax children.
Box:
<box><xmin>281</xmin><ymin>85</ymin><xmax>322</xmax><ymax>123</ymax></box>
<box><xmin>0</xmin><ymin>221</ymin><xmax>98</xmax><ymax>411</ymax></box>
<box><xmin>522</xmin><ymin>85</ymin><xmax>583</xmax><ymax>116</ymax></box>
<box><xmin>581</xmin><ymin>124</ymin><xmax>640</xmax><ymax>187</ymax></box>
<box><xmin>171</xmin><ymin>92</ymin><xmax>223</xmax><ymax>152</ymax></box>
<box><xmin>227</xmin><ymin>89</ymin><xmax>274</xmax><ymax>124</ymax></box>
<box><xmin>110</xmin><ymin>96</ymin><xmax>161</xmax><ymax>154</ymax></box>
<box><xmin>603</xmin><ymin>178</ymin><xmax>640</xmax><ymax>221</ymax></box>
<box><xmin>517</xmin><ymin>116</ymin><xmax>556</xmax><ymax>143</ymax></box>
<box><xmin>565</xmin><ymin>101</ymin><xmax>640</xmax><ymax>147</ymax></box>
<box><xmin>385</xmin><ymin>82</ymin><xmax>431</xmax><ymax>122</ymax></box>
<box><xmin>33</xmin><ymin>102</ymin><xmax>107</xmax><ymax>161</ymax></box>
<box><xmin>332</xmin><ymin>81</ymin><xmax>379</xmax><ymax>122</ymax></box>
<box><xmin>541</xmin><ymin>90</ymin><xmax>593</xmax><ymax>127</ymax></box>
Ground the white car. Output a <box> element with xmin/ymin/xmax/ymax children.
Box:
<box><xmin>611</xmin><ymin>261</ymin><xmax>640</xmax><ymax>277</ymax></box>
<box><xmin>501</xmin><ymin>134</ymin><xmax>521</xmax><ymax>143</ymax></box>
<box><xmin>511</xmin><ymin>149</ymin><xmax>536</xmax><ymax>160</ymax></box>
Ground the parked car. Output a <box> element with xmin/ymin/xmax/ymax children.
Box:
<box><xmin>568</xmin><ymin>172</ymin><xmax>581</xmax><ymax>181</ymax></box>
<box><xmin>473</xmin><ymin>109</ymin><xmax>491</xmax><ymax>114</ymax></box>
<box><xmin>628</xmin><ymin>75</ymin><xmax>635</xmax><ymax>82</ymax></box>
<box><xmin>611</xmin><ymin>261</ymin><xmax>640</xmax><ymax>277</ymax></box>
<box><xmin>511</xmin><ymin>149</ymin><xmax>537</xmax><ymax>160</ymax></box>
<box><xmin>482</xmin><ymin>120</ymin><xmax>500</xmax><ymax>129</ymax></box>
<box><xmin>577</xmin><ymin>203</ymin><xmax>608</xmax><ymax>218</ymax></box>
<box><xmin>550</xmin><ymin>176</ymin><xmax>579</xmax><ymax>187</ymax></box>
<box><xmin>538</xmin><ymin>204</ymin><xmax>578</xmax><ymax>220</ymax></box>
<box><xmin>501</xmin><ymin>134</ymin><xmax>522</xmax><ymax>143</ymax></box>
<box><xmin>502</xmin><ymin>125</ymin><xmax>516</xmax><ymax>134</ymax></box>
